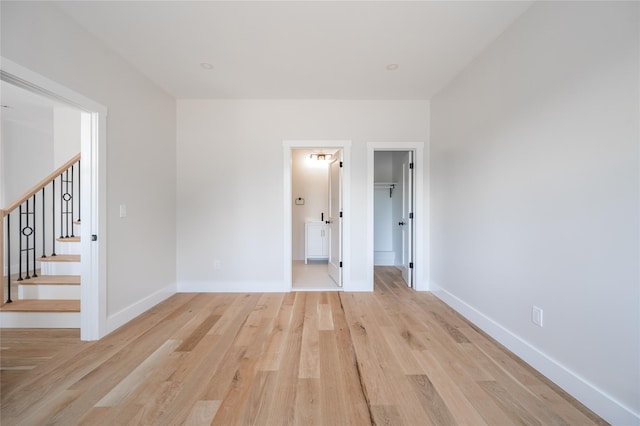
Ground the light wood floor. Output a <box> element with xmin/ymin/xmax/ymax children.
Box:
<box><xmin>0</xmin><ymin>267</ymin><xmax>606</xmax><ymax>425</ymax></box>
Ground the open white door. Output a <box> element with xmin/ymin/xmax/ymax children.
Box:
<box><xmin>328</xmin><ymin>155</ymin><xmax>342</xmax><ymax>286</ymax></box>
<box><xmin>400</xmin><ymin>151</ymin><xmax>414</xmax><ymax>288</ymax></box>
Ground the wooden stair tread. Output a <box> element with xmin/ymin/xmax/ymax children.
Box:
<box><xmin>0</xmin><ymin>299</ymin><xmax>80</xmax><ymax>312</ymax></box>
<box><xmin>18</xmin><ymin>275</ymin><xmax>80</xmax><ymax>285</ymax></box>
<box><xmin>57</xmin><ymin>236</ymin><xmax>80</xmax><ymax>243</ymax></box>
<box><xmin>39</xmin><ymin>255</ymin><xmax>80</xmax><ymax>263</ymax></box>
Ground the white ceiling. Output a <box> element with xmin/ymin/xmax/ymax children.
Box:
<box><xmin>0</xmin><ymin>81</ymin><xmax>64</xmax><ymax>131</ymax></box>
<box><xmin>56</xmin><ymin>1</ymin><xmax>533</xmax><ymax>99</ymax></box>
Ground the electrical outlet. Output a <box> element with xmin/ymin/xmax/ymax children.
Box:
<box><xmin>213</xmin><ymin>259</ymin><xmax>221</xmax><ymax>270</ymax></box>
<box><xmin>119</xmin><ymin>204</ymin><xmax>127</xmax><ymax>218</ymax></box>
<box><xmin>532</xmin><ymin>306</ymin><xmax>543</xmax><ymax>327</ymax></box>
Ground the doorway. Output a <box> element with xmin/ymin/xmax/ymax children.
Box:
<box><xmin>1</xmin><ymin>58</ymin><xmax>107</xmax><ymax>340</ymax></box>
<box><xmin>373</xmin><ymin>150</ymin><xmax>414</xmax><ymax>287</ymax></box>
<box><xmin>283</xmin><ymin>140</ymin><xmax>351</xmax><ymax>292</ymax></box>
<box><xmin>367</xmin><ymin>142</ymin><xmax>425</xmax><ymax>292</ymax></box>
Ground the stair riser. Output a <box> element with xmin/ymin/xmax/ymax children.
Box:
<box><xmin>19</xmin><ymin>285</ymin><xmax>80</xmax><ymax>300</ymax></box>
<box><xmin>0</xmin><ymin>312</ymin><xmax>80</xmax><ymax>328</ymax></box>
<box><xmin>39</xmin><ymin>262</ymin><xmax>81</xmax><ymax>276</ymax></box>
<box><xmin>58</xmin><ymin>241</ymin><xmax>81</xmax><ymax>255</ymax></box>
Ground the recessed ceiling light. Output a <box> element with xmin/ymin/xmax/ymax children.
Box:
<box><xmin>200</xmin><ymin>62</ymin><xmax>214</xmax><ymax>70</ymax></box>
<box><xmin>386</xmin><ymin>64</ymin><xmax>399</xmax><ymax>71</ymax></box>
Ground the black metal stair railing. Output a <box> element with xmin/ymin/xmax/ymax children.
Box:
<box><xmin>2</xmin><ymin>154</ymin><xmax>81</xmax><ymax>304</ymax></box>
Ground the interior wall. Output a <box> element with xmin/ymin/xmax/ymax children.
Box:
<box><xmin>177</xmin><ymin>99</ymin><xmax>429</xmax><ymax>291</ymax></box>
<box><xmin>53</xmin><ymin>107</ymin><xmax>81</xmax><ymax>168</ymax></box>
<box><xmin>1</xmin><ymin>111</ymin><xmax>53</xmax><ymax>204</ymax></box>
<box><xmin>291</xmin><ymin>149</ymin><xmax>329</xmax><ymax>261</ymax></box>
<box><xmin>1</xmin><ymin>2</ymin><xmax>178</xmax><ymax>321</ymax></box>
<box><xmin>430</xmin><ymin>1</ymin><xmax>639</xmax><ymax>423</ymax></box>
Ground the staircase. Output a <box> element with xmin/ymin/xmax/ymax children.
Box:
<box><xmin>1</xmin><ymin>155</ymin><xmax>82</xmax><ymax>328</ymax></box>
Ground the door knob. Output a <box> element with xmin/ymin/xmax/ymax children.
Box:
<box><xmin>325</xmin><ymin>220</ymin><xmax>331</xmax><ymax>224</ymax></box>
<box><xmin>398</xmin><ymin>221</ymin><xmax>406</xmax><ymax>226</ymax></box>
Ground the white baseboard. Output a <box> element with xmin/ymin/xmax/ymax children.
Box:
<box><xmin>344</xmin><ymin>279</ymin><xmax>373</xmax><ymax>292</ymax></box>
<box><xmin>374</xmin><ymin>251</ymin><xmax>396</xmax><ymax>265</ymax></box>
<box><xmin>106</xmin><ymin>284</ymin><xmax>176</xmax><ymax>334</ymax></box>
<box><xmin>431</xmin><ymin>283</ymin><xmax>640</xmax><ymax>426</ymax></box>
<box><xmin>178</xmin><ymin>280</ymin><xmax>289</xmax><ymax>293</ymax></box>
<box><xmin>0</xmin><ymin>311</ymin><xmax>80</xmax><ymax>328</ymax></box>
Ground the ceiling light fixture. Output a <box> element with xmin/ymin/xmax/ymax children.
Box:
<box><xmin>310</xmin><ymin>153</ymin><xmax>332</xmax><ymax>161</ymax></box>
<box><xmin>386</xmin><ymin>63</ymin><xmax>399</xmax><ymax>71</ymax></box>
<box><xmin>200</xmin><ymin>62</ymin><xmax>214</xmax><ymax>70</ymax></box>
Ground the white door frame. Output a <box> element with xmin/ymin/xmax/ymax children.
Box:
<box><xmin>367</xmin><ymin>142</ymin><xmax>427</xmax><ymax>291</ymax></box>
<box><xmin>283</xmin><ymin>140</ymin><xmax>351</xmax><ymax>291</ymax></box>
<box><xmin>1</xmin><ymin>58</ymin><xmax>108</xmax><ymax>340</ymax></box>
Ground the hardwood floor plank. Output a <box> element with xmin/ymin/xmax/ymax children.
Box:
<box><xmin>299</xmin><ymin>292</ymin><xmax>320</xmax><ymax>378</ymax></box>
<box><xmin>370</xmin><ymin>404</ymin><xmax>403</xmax><ymax>426</ymax></box>
<box><xmin>183</xmin><ymin>400</ymin><xmax>221</xmax><ymax>426</ymax></box>
<box><xmin>95</xmin><ymin>339</ymin><xmax>180</xmax><ymax>407</ymax></box>
<box><xmin>293</xmin><ymin>378</ymin><xmax>321</xmax><ymax>425</ymax></box>
<box><xmin>263</xmin><ymin>292</ymin><xmax>305</xmax><ymax>426</ymax></box>
<box><xmin>413</xmin><ymin>349</ymin><xmax>489</xmax><ymax>425</ymax></box>
<box><xmin>407</xmin><ymin>374</ymin><xmax>457</xmax><ymax>425</ymax></box>
<box><xmin>0</xmin><ymin>267</ymin><xmax>607</xmax><ymax>426</ymax></box>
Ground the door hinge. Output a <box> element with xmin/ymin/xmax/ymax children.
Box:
<box><xmin>409</xmin><ymin>162</ymin><xmax>414</xmax><ymax>169</ymax></box>
<box><xmin>409</xmin><ymin>212</ymin><xmax>413</xmax><ymax>219</ymax></box>
<box><xmin>409</xmin><ymin>262</ymin><xmax>414</xmax><ymax>269</ymax></box>
<box><xmin>339</xmin><ymin>261</ymin><xmax>343</xmax><ymax>268</ymax></box>
<box><xmin>340</xmin><ymin>161</ymin><xmax>343</xmax><ymax>168</ymax></box>
<box><xmin>91</xmin><ymin>234</ymin><xmax>98</xmax><ymax>241</ymax></box>
<box><xmin>339</xmin><ymin>211</ymin><xmax>343</xmax><ymax>218</ymax></box>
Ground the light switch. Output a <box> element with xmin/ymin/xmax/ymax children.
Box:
<box><xmin>119</xmin><ymin>204</ymin><xmax>127</xmax><ymax>218</ymax></box>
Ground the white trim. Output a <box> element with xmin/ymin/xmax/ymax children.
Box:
<box><xmin>283</xmin><ymin>140</ymin><xmax>352</xmax><ymax>291</ymax></box>
<box><xmin>0</xmin><ymin>312</ymin><xmax>80</xmax><ymax>328</ymax></box>
<box><xmin>106</xmin><ymin>284</ymin><xmax>176</xmax><ymax>334</ymax></box>
<box><xmin>431</xmin><ymin>284</ymin><xmax>640</xmax><ymax>426</ymax></box>
<box><xmin>0</xmin><ymin>57</ymin><xmax>108</xmax><ymax>341</ymax></box>
<box><xmin>178</xmin><ymin>281</ymin><xmax>288</xmax><ymax>293</ymax></box>
<box><xmin>366</xmin><ymin>142</ymin><xmax>427</xmax><ymax>292</ymax></box>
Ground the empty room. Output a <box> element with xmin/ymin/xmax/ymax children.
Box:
<box><xmin>1</xmin><ymin>1</ymin><xmax>638</xmax><ymax>425</ymax></box>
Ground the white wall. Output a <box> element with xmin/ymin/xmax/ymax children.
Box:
<box><xmin>53</xmin><ymin>107</ymin><xmax>81</xmax><ymax>169</ymax></box>
<box><xmin>1</xmin><ymin>113</ymin><xmax>53</xmax><ymax>203</ymax></box>
<box><xmin>430</xmin><ymin>2</ymin><xmax>639</xmax><ymax>424</ymax></box>
<box><xmin>177</xmin><ymin>100</ymin><xmax>429</xmax><ymax>291</ymax></box>
<box><xmin>292</xmin><ymin>149</ymin><xmax>329</xmax><ymax>261</ymax></box>
<box><xmin>1</xmin><ymin>2</ymin><xmax>177</xmax><ymax>323</ymax></box>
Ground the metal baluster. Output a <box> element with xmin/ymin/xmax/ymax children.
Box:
<box><xmin>70</xmin><ymin>165</ymin><xmax>75</xmax><ymax>237</ymax></box>
<box><xmin>17</xmin><ymin>205</ymin><xmax>23</xmax><ymax>282</ymax></box>
<box><xmin>6</xmin><ymin>214</ymin><xmax>12</xmax><ymax>303</ymax></box>
<box><xmin>32</xmin><ymin>194</ymin><xmax>37</xmax><ymax>278</ymax></box>
<box><xmin>59</xmin><ymin>174</ymin><xmax>64</xmax><ymax>239</ymax></box>
<box><xmin>65</xmin><ymin>169</ymin><xmax>70</xmax><ymax>238</ymax></box>
<box><xmin>52</xmin><ymin>179</ymin><xmax>57</xmax><ymax>256</ymax></box>
<box><xmin>41</xmin><ymin>187</ymin><xmax>47</xmax><ymax>258</ymax></box>
<box><xmin>24</xmin><ymin>199</ymin><xmax>30</xmax><ymax>280</ymax></box>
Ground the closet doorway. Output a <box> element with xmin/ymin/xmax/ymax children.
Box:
<box><xmin>374</xmin><ymin>151</ymin><xmax>414</xmax><ymax>287</ymax></box>
<box><xmin>367</xmin><ymin>142</ymin><xmax>425</xmax><ymax>291</ymax></box>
